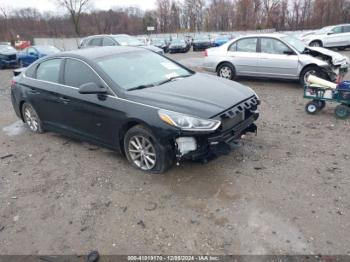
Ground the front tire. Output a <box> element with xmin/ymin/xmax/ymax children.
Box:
<box><xmin>22</xmin><ymin>102</ymin><xmax>44</xmax><ymax>133</ymax></box>
<box><xmin>337</xmin><ymin>47</ymin><xmax>346</xmax><ymax>51</ymax></box>
<box><xmin>300</xmin><ymin>65</ymin><xmax>326</xmax><ymax>86</ymax></box>
<box><xmin>124</xmin><ymin>125</ymin><xmax>175</xmax><ymax>174</ymax></box>
<box><xmin>217</xmin><ymin>62</ymin><xmax>235</xmax><ymax>80</ymax></box>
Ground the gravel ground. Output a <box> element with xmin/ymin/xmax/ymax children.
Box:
<box><xmin>0</xmin><ymin>50</ymin><xmax>350</xmax><ymax>255</ymax></box>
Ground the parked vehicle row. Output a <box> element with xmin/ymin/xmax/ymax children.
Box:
<box><xmin>203</xmin><ymin>33</ymin><xmax>349</xmax><ymax>86</ymax></box>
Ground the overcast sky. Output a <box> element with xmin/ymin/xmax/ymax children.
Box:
<box><xmin>0</xmin><ymin>0</ymin><xmax>157</xmax><ymax>12</ymax></box>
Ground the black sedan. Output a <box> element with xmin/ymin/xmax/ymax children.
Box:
<box><xmin>192</xmin><ymin>35</ymin><xmax>212</xmax><ymax>51</ymax></box>
<box><xmin>168</xmin><ymin>39</ymin><xmax>190</xmax><ymax>53</ymax></box>
<box><xmin>11</xmin><ymin>46</ymin><xmax>260</xmax><ymax>173</ymax></box>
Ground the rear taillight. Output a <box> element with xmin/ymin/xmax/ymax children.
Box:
<box><xmin>11</xmin><ymin>79</ymin><xmax>16</xmax><ymax>87</ymax></box>
<box><xmin>204</xmin><ymin>49</ymin><xmax>208</xmax><ymax>57</ymax></box>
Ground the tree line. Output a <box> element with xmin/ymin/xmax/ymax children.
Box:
<box><xmin>0</xmin><ymin>0</ymin><xmax>350</xmax><ymax>42</ymax></box>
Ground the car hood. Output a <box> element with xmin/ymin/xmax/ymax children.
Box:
<box><xmin>140</xmin><ymin>45</ymin><xmax>163</xmax><ymax>53</ymax></box>
<box><xmin>306</xmin><ymin>46</ymin><xmax>348</xmax><ymax>66</ymax></box>
<box><xmin>302</xmin><ymin>33</ymin><xmax>324</xmax><ymax>40</ymax></box>
<box><xmin>125</xmin><ymin>73</ymin><xmax>256</xmax><ymax>119</ymax></box>
<box><xmin>0</xmin><ymin>51</ymin><xmax>17</xmax><ymax>56</ymax></box>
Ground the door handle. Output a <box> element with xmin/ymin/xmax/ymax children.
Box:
<box><xmin>29</xmin><ymin>88</ymin><xmax>39</xmax><ymax>94</ymax></box>
<box><xmin>59</xmin><ymin>97</ymin><xmax>70</xmax><ymax>104</ymax></box>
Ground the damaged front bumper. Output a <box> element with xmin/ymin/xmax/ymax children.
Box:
<box><xmin>175</xmin><ymin>111</ymin><xmax>260</xmax><ymax>162</ymax></box>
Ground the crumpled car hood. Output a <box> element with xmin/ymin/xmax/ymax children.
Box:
<box><xmin>307</xmin><ymin>46</ymin><xmax>348</xmax><ymax>66</ymax></box>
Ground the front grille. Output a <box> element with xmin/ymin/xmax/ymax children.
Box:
<box><xmin>219</xmin><ymin>96</ymin><xmax>259</xmax><ymax>131</ymax></box>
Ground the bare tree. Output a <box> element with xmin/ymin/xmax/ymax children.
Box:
<box><xmin>55</xmin><ymin>0</ymin><xmax>91</xmax><ymax>36</ymax></box>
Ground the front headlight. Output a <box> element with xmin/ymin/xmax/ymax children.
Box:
<box><xmin>158</xmin><ymin>110</ymin><xmax>221</xmax><ymax>131</ymax></box>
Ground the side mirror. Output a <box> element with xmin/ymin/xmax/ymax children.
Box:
<box><xmin>283</xmin><ymin>50</ymin><xmax>295</xmax><ymax>55</ymax></box>
<box><xmin>79</xmin><ymin>82</ymin><xmax>107</xmax><ymax>94</ymax></box>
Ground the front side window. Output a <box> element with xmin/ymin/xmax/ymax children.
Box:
<box><xmin>64</xmin><ymin>59</ymin><xmax>101</xmax><ymax>88</ymax></box>
<box><xmin>36</xmin><ymin>59</ymin><xmax>62</xmax><ymax>83</ymax></box>
<box><xmin>88</xmin><ymin>38</ymin><xmax>102</xmax><ymax>46</ymax></box>
<box><xmin>230</xmin><ymin>38</ymin><xmax>257</xmax><ymax>53</ymax></box>
<box><xmin>261</xmin><ymin>38</ymin><xmax>292</xmax><ymax>55</ymax></box>
<box><xmin>331</xmin><ymin>26</ymin><xmax>342</xmax><ymax>34</ymax></box>
<box><xmin>97</xmin><ymin>50</ymin><xmax>192</xmax><ymax>90</ymax></box>
<box><xmin>102</xmin><ymin>37</ymin><xmax>116</xmax><ymax>46</ymax></box>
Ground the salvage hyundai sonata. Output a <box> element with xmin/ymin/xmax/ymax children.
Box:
<box><xmin>11</xmin><ymin>46</ymin><xmax>260</xmax><ymax>173</ymax></box>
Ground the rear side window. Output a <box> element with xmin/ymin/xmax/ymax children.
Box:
<box><xmin>88</xmin><ymin>38</ymin><xmax>102</xmax><ymax>46</ymax></box>
<box><xmin>36</xmin><ymin>59</ymin><xmax>62</xmax><ymax>83</ymax></box>
<box><xmin>102</xmin><ymin>37</ymin><xmax>115</xmax><ymax>46</ymax></box>
<box><xmin>343</xmin><ymin>25</ymin><xmax>350</xmax><ymax>33</ymax></box>
<box><xmin>64</xmin><ymin>59</ymin><xmax>101</xmax><ymax>88</ymax></box>
<box><xmin>230</xmin><ymin>38</ymin><xmax>257</xmax><ymax>53</ymax></box>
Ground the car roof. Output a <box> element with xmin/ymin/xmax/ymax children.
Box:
<box><xmin>54</xmin><ymin>46</ymin><xmax>146</xmax><ymax>60</ymax></box>
<box><xmin>82</xmin><ymin>34</ymin><xmax>132</xmax><ymax>40</ymax></box>
<box><xmin>234</xmin><ymin>33</ymin><xmax>288</xmax><ymax>40</ymax></box>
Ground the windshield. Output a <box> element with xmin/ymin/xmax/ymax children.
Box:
<box><xmin>35</xmin><ymin>46</ymin><xmax>60</xmax><ymax>54</ymax></box>
<box><xmin>317</xmin><ymin>26</ymin><xmax>332</xmax><ymax>34</ymax></box>
<box><xmin>195</xmin><ymin>35</ymin><xmax>210</xmax><ymax>41</ymax></box>
<box><xmin>97</xmin><ymin>50</ymin><xmax>192</xmax><ymax>90</ymax></box>
<box><xmin>113</xmin><ymin>35</ymin><xmax>143</xmax><ymax>46</ymax></box>
<box><xmin>152</xmin><ymin>39</ymin><xmax>165</xmax><ymax>45</ymax></box>
<box><xmin>172</xmin><ymin>39</ymin><xmax>185</xmax><ymax>44</ymax></box>
<box><xmin>281</xmin><ymin>35</ymin><xmax>306</xmax><ymax>53</ymax></box>
<box><xmin>0</xmin><ymin>45</ymin><xmax>16</xmax><ymax>52</ymax></box>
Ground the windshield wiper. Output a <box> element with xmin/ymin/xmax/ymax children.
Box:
<box><xmin>127</xmin><ymin>83</ymin><xmax>155</xmax><ymax>91</ymax></box>
<box><xmin>157</xmin><ymin>75</ymin><xmax>191</xmax><ymax>86</ymax></box>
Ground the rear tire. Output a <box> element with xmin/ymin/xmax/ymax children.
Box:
<box><xmin>217</xmin><ymin>62</ymin><xmax>235</xmax><ymax>80</ymax></box>
<box><xmin>300</xmin><ymin>65</ymin><xmax>326</xmax><ymax>86</ymax></box>
<box><xmin>22</xmin><ymin>102</ymin><xmax>44</xmax><ymax>133</ymax></box>
<box><xmin>123</xmin><ymin>125</ymin><xmax>175</xmax><ymax>174</ymax></box>
<box><xmin>335</xmin><ymin>104</ymin><xmax>350</xmax><ymax>119</ymax></box>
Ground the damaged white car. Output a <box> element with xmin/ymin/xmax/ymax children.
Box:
<box><xmin>203</xmin><ymin>33</ymin><xmax>349</xmax><ymax>86</ymax></box>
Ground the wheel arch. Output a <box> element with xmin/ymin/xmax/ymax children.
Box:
<box><xmin>299</xmin><ymin>63</ymin><xmax>321</xmax><ymax>77</ymax></box>
<box><xmin>19</xmin><ymin>100</ymin><xmax>26</xmax><ymax>122</ymax></box>
<box><xmin>216</xmin><ymin>61</ymin><xmax>236</xmax><ymax>73</ymax></box>
<box><xmin>309</xmin><ymin>39</ymin><xmax>323</xmax><ymax>46</ymax></box>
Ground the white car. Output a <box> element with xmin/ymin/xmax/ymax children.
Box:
<box><xmin>300</xmin><ymin>24</ymin><xmax>350</xmax><ymax>50</ymax></box>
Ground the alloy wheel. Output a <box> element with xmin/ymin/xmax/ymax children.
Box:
<box><xmin>128</xmin><ymin>135</ymin><xmax>156</xmax><ymax>171</ymax></box>
<box><xmin>220</xmin><ymin>66</ymin><xmax>232</xmax><ymax>79</ymax></box>
<box><xmin>23</xmin><ymin>106</ymin><xmax>39</xmax><ymax>132</ymax></box>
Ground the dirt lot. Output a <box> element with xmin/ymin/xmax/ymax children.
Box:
<box><xmin>0</xmin><ymin>50</ymin><xmax>350</xmax><ymax>255</ymax></box>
